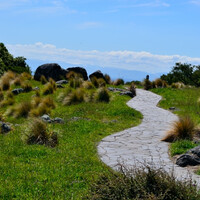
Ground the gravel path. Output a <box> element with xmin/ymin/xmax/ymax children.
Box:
<box><xmin>98</xmin><ymin>89</ymin><xmax>200</xmax><ymax>186</ymax></box>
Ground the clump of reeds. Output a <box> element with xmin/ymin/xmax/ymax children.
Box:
<box><xmin>24</xmin><ymin>118</ymin><xmax>58</xmax><ymax>147</ymax></box>
<box><xmin>63</xmin><ymin>88</ymin><xmax>84</xmax><ymax>105</ymax></box>
<box><xmin>21</xmin><ymin>81</ymin><xmax>32</xmax><ymax>92</ymax></box>
<box><xmin>40</xmin><ymin>75</ymin><xmax>48</xmax><ymax>84</ymax></box>
<box><xmin>95</xmin><ymin>87</ymin><xmax>110</xmax><ymax>102</ymax></box>
<box><xmin>162</xmin><ymin>116</ymin><xmax>195</xmax><ymax>142</ymax></box>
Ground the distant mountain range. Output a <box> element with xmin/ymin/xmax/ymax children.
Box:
<box><xmin>27</xmin><ymin>59</ymin><xmax>163</xmax><ymax>82</ymax></box>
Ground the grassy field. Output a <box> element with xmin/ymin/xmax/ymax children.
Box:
<box><xmin>0</xmin><ymin>76</ymin><xmax>142</xmax><ymax>199</ymax></box>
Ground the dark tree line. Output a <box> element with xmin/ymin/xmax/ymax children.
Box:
<box><xmin>0</xmin><ymin>43</ymin><xmax>31</xmax><ymax>76</ymax></box>
<box><xmin>161</xmin><ymin>63</ymin><xmax>200</xmax><ymax>87</ymax></box>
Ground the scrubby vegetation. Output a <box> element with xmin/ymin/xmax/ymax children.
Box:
<box><xmin>88</xmin><ymin>166</ymin><xmax>200</xmax><ymax>200</ymax></box>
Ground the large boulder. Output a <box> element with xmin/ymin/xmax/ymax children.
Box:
<box><xmin>89</xmin><ymin>70</ymin><xmax>105</xmax><ymax>80</ymax></box>
<box><xmin>34</xmin><ymin>63</ymin><xmax>68</xmax><ymax>81</ymax></box>
<box><xmin>67</xmin><ymin>67</ymin><xmax>88</xmax><ymax>80</ymax></box>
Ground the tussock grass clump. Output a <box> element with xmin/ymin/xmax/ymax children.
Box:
<box><xmin>81</xmin><ymin>81</ymin><xmax>95</xmax><ymax>89</ymax></box>
<box><xmin>89</xmin><ymin>166</ymin><xmax>200</xmax><ymax>200</ymax></box>
<box><xmin>43</xmin><ymin>82</ymin><xmax>55</xmax><ymax>95</ymax></box>
<box><xmin>14</xmin><ymin>101</ymin><xmax>32</xmax><ymax>118</ymax></box>
<box><xmin>21</xmin><ymin>81</ymin><xmax>32</xmax><ymax>92</ymax></box>
<box><xmin>69</xmin><ymin>77</ymin><xmax>83</xmax><ymax>89</ymax></box>
<box><xmin>171</xmin><ymin>82</ymin><xmax>185</xmax><ymax>89</ymax></box>
<box><xmin>104</xmin><ymin>74</ymin><xmax>111</xmax><ymax>84</ymax></box>
<box><xmin>21</xmin><ymin>72</ymin><xmax>32</xmax><ymax>80</ymax></box>
<box><xmin>91</xmin><ymin>77</ymin><xmax>99</xmax><ymax>88</ymax></box>
<box><xmin>95</xmin><ymin>87</ymin><xmax>110</xmax><ymax>103</ymax></box>
<box><xmin>129</xmin><ymin>82</ymin><xmax>136</xmax><ymax>96</ymax></box>
<box><xmin>40</xmin><ymin>75</ymin><xmax>48</xmax><ymax>84</ymax></box>
<box><xmin>0</xmin><ymin>78</ymin><xmax>10</xmax><ymax>91</ymax></box>
<box><xmin>42</xmin><ymin>96</ymin><xmax>56</xmax><ymax>109</ymax></box>
<box><xmin>0</xmin><ymin>91</ymin><xmax>15</xmax><ymax>107</ymax></box>
<box><xmin>63</xmin><ymin>88</ymin><xmax>84</xmax><ymax>105</ymax></box>
<box><xmin>29</xmin><ymin>104</ymin><xmax>51</xmax><ymax>117</ymax></box>
<box><xmin>113</xmin><ymin>78</ymin><xmax>124</xmax><ymax>86</ymax></box>
<box><xmin>162</xmin><ymin>116</ymin><xmax>195</xmax><ymax>142</ymax></box>
<box><xmin>57</xmin><ymin>87</ymin><xmax>72</xmax><ymax>102</ymax></box>
<box><xmin>66</xmin><ymin>71</ymin><xmax>83</xmax><ymax>79</ymax></box>
<box><xmin>0</xmin><ymin>91</ymin><xmax>4</xmax><ymax>102</ymax></box>
<box><xmin>97</xmin><ymin>78</ymin><xmax>106</xmax><ymax>87</ymax></box>
<box><xmin>31</xmin><ymin>96</ymin><xmax>42</xmax><ymax>108</ymax></box>
<box><xmin>25</xmin><ymin>118</ymin><xmax>58</xmax><ymax>147</ymax></box>
<box><xmin>13</xmin><ymin>76</ymin><xmax>22</xmax><ymax>86</ymax></box>
<box><xmin>48</xmin><ymin>78</ymin><xmax>57</xmax><ymax>90</ymax></box>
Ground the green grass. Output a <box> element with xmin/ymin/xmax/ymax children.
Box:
<box><xmin>0</xmin><ymin>79</ymin><xmax>142</xmax><ymax>199</ymax></box>
<box><xmin>170</xmin><ymin>140</ymin><xmax>198</xmax><ymax>156</ymax></box>
<box><xmin>152</xmin><ymin>87</ymin><xmax>200</xmax><ymax>124</ymax></box>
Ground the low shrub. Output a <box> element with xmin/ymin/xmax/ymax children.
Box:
<box><xmin>113</xmin><ymin>78</ymin><xmax>124</xmax><ymax>86</ymax></box>
<box><xmin>144</xmin><ymin>79</ymin><xmax>152</xmax><ymax>90</ymax></box>
<box><xmin>88</xmin><ymin>166</ymin><xmax>200</xmax><ymax>200</ymax></box>
<box><xmin>162</xmin><ymin>116</ymin><xmax>195</xmax><ymax>142</ymax></box>
<box><xmin>24</xmin><ymin>118</ymin><xmax>58</xmax><ymax>147</ymax></box>
<box><xmin>21</xmin><ymin>81</ymin><xmax>32</xmax><ymax>92</ymax></box>
<box><xmin>95</xmin><ymin>87</ymin><xmax>110</xmax><ymax>103</ymax></box>
<box><xmin>40</xmin><ymin>75</ymin><xmax>47</xmax><ymax>84</ymax></box>
<box><xmin>63</xmin><ymin>88</ymin><xmax>84</xmax><ymax>105</ymax></box>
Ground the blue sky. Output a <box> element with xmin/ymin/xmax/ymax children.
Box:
<box><xmin>1</xmin><ymin>0</ymin><xmax>200</xmax><ymax>76</ymax></box>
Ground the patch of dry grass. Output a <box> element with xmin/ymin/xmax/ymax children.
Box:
<box><xmin>162</xmin><ymin>116</ymin><xmax>195</xmax><ymax>142</ymax></box>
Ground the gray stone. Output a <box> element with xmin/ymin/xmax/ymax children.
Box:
<box><xmin>53</xmin><ymin>117</ymin><xmax>64</xmax><ymax>124</ymax></box>
<box><xmin>41</xmin><ymin>114</ymin><xmax>52</xmax><ymax>123</ymax></box>
<box><xmin>120</xmin><ymin>91</ymin><xmax>134</xmax><ymax>97</ymax></box>
<box><xmin>12</xmin><ymin>88</ymin><xmax>24</xmax><ymax>95</ymax></box>
<box><xmin>0</xmin><ymin>121</ymin><xmax>11</xmax><ymax>134</ymax></box>
<box><xmin>56</xmin><ymin>80</ymin><xmax>68</xmax><ymax>85</ymax></box>
<box><xmin>176</xmin><ymin>154</ymin><xmax>200</xmax><ymax>167</ymax></box>
<box><xmin>56</xmin><ymin>84</ymin><xmax>64</xmax><ymax>88</ymax></box>
<box><xmin>33</xmin><ymin>86</ymin><xmax>40</xmax><ymax>90</ymax></box>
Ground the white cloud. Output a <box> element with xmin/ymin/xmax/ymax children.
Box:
<box><xmin>189</xmin><ymin>0</ymin><xmax>200</xmax><ymax>5</ymax></box>
<box><xmin>6</xmin><ymin>42</ymin><xmax>200</xmax><ymax>74</ymax></box>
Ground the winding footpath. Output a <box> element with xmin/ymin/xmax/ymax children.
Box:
<box><xmin>98</xmin><ymin>89</ymin><xmax>200</xmax><ymax>186</ymax></box>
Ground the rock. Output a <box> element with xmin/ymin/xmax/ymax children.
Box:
<box><xmin>187</xmin><ymin>146</ymin><xmax>200</xmax><ymax>157</ymax></box>
<box><xmin>67</xmin><ymin>67</ymin><xmax>88</xmax><ymax>80</ymax></box>
<box><xmin>12</xmin><ymin>88</ymin><xmax>24</xmax><ymax>95</ymax></box>
<box><xmin>34</xmin><ymin>63</ymin><xmax>68</xmax><ymax>81</ymax></box>
<box><xmin>120</xmin><ymin>91</ymin><xmax>134</xmax><ymax>98</ymax></box>
<box><xmin>53</xmin><ymin>117</ymin><xmax>64</xmax><ymax>124</ymax></box>
<box><xmin>176</xmin><ymin>154</ymin><xmax>200</xmax><ymax>167</ymax></box>
<box><xmin>108</xmin><ymin>87</ymin><xmax>125</xmax><ymax>92</ymax></box>
<box><xmin>56</xmin><ymin>80</ymin><xmax>68</xmax><ymax>85</ymax></box>
<box><xmin>56</xmin><ymin>84</ymin><xmax>64</xmax><ymax>88</ymax></box>
<box><xmin>89</xmin><ymin>70</ymin><xmax>105</xmax><ymax>80</ymax></box>
<box><xmin>41</xmin><ymin>114</ymin><xmax>52</xmax><ymax>123</ymax></box>
<box><xmin>0</xmin><ymin>121</ymin><xmax>11</xmax><ymax>134</ymax></box>
<box><xmin>33</xmin><ymin>86</ymin><xmax>40</xmax><ymax>90</ymax></box>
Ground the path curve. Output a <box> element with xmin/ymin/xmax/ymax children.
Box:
<box><xmin>98</xmin><ymin>89</ymin><xmax>200</xmax><ymax>186</ymax></box>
